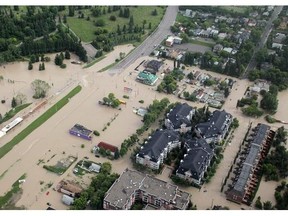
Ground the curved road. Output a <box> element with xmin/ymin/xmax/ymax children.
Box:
<box><xmin>109</xmin><ymin>6</ymin><xmax>179</xmax><ymax>74</ymax></box>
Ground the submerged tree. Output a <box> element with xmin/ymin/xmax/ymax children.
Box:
<box><xmin>31</xmin><ymin>79</ymin><xmax>50</xmax><ymax>99</ymax></box>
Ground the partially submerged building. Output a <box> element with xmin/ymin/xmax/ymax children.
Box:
<box><xmin>136</xmin><ymin>130</ymin><xmax>180</xmax><ymax>170</ymax></box>
<box><xmin>136</xmin><ymin>71</ymin><xmax>158</xmax><ymax>86</ymax></box>
<box><xmin>176</xmin><ymin>138</ymin><xmax>214</xmax><ymax>185</ymax></box>
<box><xmin>195</xmin><ymin>110</ymin><xmax>232</xmax><ymax>144</ymax></box>
<box><xmin>103</xmin><ymin>169</ymin><xmax>190</xmax><ymax>210</ymax></box>
<box><xmin>226</xmin><ymin>124</ymin><xmax>275</xmax><ymax>205</ymax></box>
<box><xmin>69</xmin><ymin>124</ymin><xmax>93</xmax><ymax>140</ymax></box>
<box><xmin>97</xmin><ymin>142</ymin><xmax>118</xmax><ymax>156</ymax></box>
<box><xmin>56</xmin><ymin>180</ymin><xmax>83</xmax><ymax>198</ymax></box>
<box><xmin>165</xmin><ymin>103</ymin><xmax>195</xmax><ymax>133</ymax></box>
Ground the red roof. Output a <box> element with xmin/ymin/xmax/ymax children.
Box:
<box><xmin>98</xmin><ymin>142</ymin><xmax>118</xmax><ymax>152</ymax></box>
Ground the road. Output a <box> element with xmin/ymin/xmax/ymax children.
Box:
<box><xmin>109</xmin><ymin>6</ymin><xmax>179</xmax><ymax>74</ymax></box>
<box><xmin>241</xmin><ymin>6</ymin><xmax>283</xmax><ymax>79</ymax></box>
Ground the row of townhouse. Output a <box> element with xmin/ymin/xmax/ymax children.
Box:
<box><xmin>136</xmin><ymin>103</ymin><xmax>233</xmax><ymax>185</ymax></box>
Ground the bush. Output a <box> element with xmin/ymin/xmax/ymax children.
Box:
<box><xmin>138</xmin><ymin>100</ymin><xmax>144</xmax><ymax>104</ymax></box>
<box><xmin>60</xmin><ymin>64</ymin><xmax>67</xmax><ymax>69</ymax></box>
<box><xmin>81</xmin><ymin>144</ymin><xmax>85</xmax><ymax>148</ymax></box>
<box><xmin>95</xmin><ymin>19</ymin><xmax>105</xmax><ymax>27</ymax></box>
<box><xmin>123</xmin><ymin>95</ymin><xmax>129</xmax><ymax>99</ymax></box>
<box><xmin>93</xmin><ymin>130</ymin><xmax>100</xmax><ymax>136</ymax></box>
<box><xmin>109</xmin><ymin>15</ymin><xmax>116</xmax><ymax>21</ymax></box>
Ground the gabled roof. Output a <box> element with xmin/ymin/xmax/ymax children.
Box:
<box><xmin>167</xmin><ymin>103</ymin><xmax>193</xmax><ymax>129</ymax></box>
<box><xmin>196</xmin><ymin>110</ymin><xmax>232</xmax><ymax>139</ymax></box>
<box><xmin>177</xmin><ymin>138</ymin><xmax>213</xmax><ymax>179</ymax></box>
<box><xmin>98</xmin><ymin>142</ymin><xmax>118</xmax><ymax>153</ymax></box>
<box><xmin>138</xmin><ymin>130</ymin><xmax>179</xmax><ymax>162</ymax></box>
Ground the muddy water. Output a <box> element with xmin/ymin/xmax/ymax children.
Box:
<box><xmin>0</xmin><ymin>47</ymin><xmax>287</xmax><ymax>210</ymax></box>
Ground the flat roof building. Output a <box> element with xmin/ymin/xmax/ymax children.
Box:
<box><xmin>69</xmin><ymin>124</ymin><xmax>93</xmax><ymax>140</ymax></box>
<box><xmin>103</xmin><ymin>169</ymin><xmax>190</xmax><ymax>210</ymax></box>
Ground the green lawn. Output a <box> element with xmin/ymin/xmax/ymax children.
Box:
<box><xmin>218</xmin><ymin>6</ymin><xmax>248</xmax><ymax>14</ymax></box>
<box><xmin>0</xmin><ymin>103</ymin><xmax>32</xmax><ymax>124</ymax></box>
<box><xmin>0</xmin><ymin>173</ymin><xmax>26</xmax><ymax>209</ymax></box>
<box><xmin>190</xmin><ymin>39</ymin><xmax>214</xmax><ymax>48</ymax></box>
<box><xmin>65</xmin><ymin>6</ymin><xmax>166</xmax><ymax>42</ymax></box>
<box><xmin>0</xmin><ymin>86</ymin><xmax>82</xmax><ymax>160</ymax></box>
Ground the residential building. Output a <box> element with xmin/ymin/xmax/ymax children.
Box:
<box><xmin>195</xmin><ymin>110</ymin><xmax>233</xmax><ymax>144</ymax></box>
<box><xmin>88</xmin><ymin>163</ymin><xmax>101</xmax><ymax>173</ymax></box>
<box><xmin>273</xmin><ymin>33</ymin><xmax>286</xmax><ymax>44</ymax></box>
<box><xmin>165</xmin><ymin>103</ymin><xmax>195</xmax><ymax>133</ymax></box>
<box><xmin>103</xmin><ymin>169</ymin><xmax>190</xmax><ymax>210</ymax></box>
<box><xmin>69</xmin><ymin>124</ymin><xmax>93</xmax><ymax>140</ymax></box>
<box><xmin>185</xmin><ymin>9</ymin><xmax>193</xmax><ymax>17</ymax></box>
<box><xmin>145</xmin><ymin>60</ymin><xmax>163</xmax><ymax>72</ymax></box>
<box><xmin>136</xmin><ymin>130</ymin><xmax>180</xmax><ymax>170</ymax></box>
<box><xmin>62</xmin><ymin>195</ymin><xmax>74</xmax><ymax>206</ymax></box>
<box><xmin>97</xmin><ymin>142</ymin><xmax>118</xmax><ymax>156</ymax></box>
<box><xmin>218</xmin><ymin>33</ymin><xmax>227</xmax><ymax>40</ymax></box>
<box><xmin>226</xmin><ymin>124</ymin><xmax>275</xmax><ymax>204</ymax></box>
<box><xmin>173</xmin><ymin>36</ymin><xmax>183</xmax><ymax>44</ymax></box>
<box><xmin>166</xmin><ymin>36</ymin><xmax>174</xmax><ymax>47</ymax></box>
<box><xmin>272</xmin><ymin>42</ymin><xmax>283</xmax><ymax>50</ymax></box>
<box><xmin>213</xmin><ymin>44</ymin><xmax>224</xmax><ymax>53</ymax></box>
<box><xmin>136</xmin><ymin>71</ymin><xmax>158</xmax><ymax>86</ymax></box>
<box><xmin>176</xmin><ymin>138</ymin><xmax>213</xmax><ymax>185</ymax></box>
<box><xmin>56</xmin><ymin>180</ymin><xmax>83</xmax><ymax>198</ymax></box>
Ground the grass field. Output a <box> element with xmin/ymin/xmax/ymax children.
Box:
<box><xmin>0</xmin><ymin>173</ymin><xmax>26</xmax><ymax>209</ymax></box>
<box><xmin>218</xmin><ymin>6</ymin><xmax>248</xmax><ymax>14</ymax></box>
<box><xmin>65</xmin><ymin>6</ymin><xmax>166</xmax><ymax>42</ymax></box>
<box><xmin>0</xmin><ymin>103</ymin><xmax>32</xmax><ymax>124</ymax></box>
<box><xmin>0</xmin><ymin>86</ymin><xmax>82</xmax><ymax>160</ymax></box>
<box><xmin>190</xmin><ymin>39</ymin><xmax>214</xmax><ymax>48</ymax></box>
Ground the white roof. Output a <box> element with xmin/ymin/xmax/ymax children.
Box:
<box><xmin>223</xmin><ymin>47</ymin><xmax>233</xmax><ymax>53</ymax></box>
<box><xmin>62</xmin><ymin>195</ymin><xmax>74</xmax><ymax>206</ymax></box>
<box><xmin>89</xmin><ymin>163</ymin><xmax>101</xmax><ymax>173</ymax></box>
<box><xmin>166</xmin><ymin>36</ymin><xmax>174</xmax><ymax>42</ymax></box>
<box><xmin>1</xmin><ymin>117</ymin><xmax>23</xmax><ymax>132</ymax></box>
<box><xmin>0</xmin><ymin>131</ymin><xmax>6</xmax><ymax>138</ymax></box>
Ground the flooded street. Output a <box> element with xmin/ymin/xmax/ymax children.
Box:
<box><xmin>0</xmin><ymin>45</ymin><xmax>287</xmax><ymax>210</ymax></box>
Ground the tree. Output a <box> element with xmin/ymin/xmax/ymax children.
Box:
<box><xmin>260</xmin><ymin>92</ymin><xmax>278</xmax><ymax>113</ymax></box>
<box><xmin>255</xmin><ymin>196</ymin><xmax>263</xmax><ymax>209</ymax></box>
<box><xmin>95</xmin><ymin>19</ymin><xmax>105</xmax><ymax>27</ymax></box>
<box><xmin>15</xmin><ymin>93</ymin><xmax>27</xmax><ymax>105</ymax></box>
<box><xmin>151</xmin><ymin>9</ymin><xmax>158</xmax><ymax>16</ymax></box>
<box><xmin>187</xmin><ymin>72</ymin><xmax>194</xmax><ymax>80</ymax></box>
<box><xmin>129</xmin><ymin>15</ymin><xmax>134</xmax><ymax>27</ymax></box>
<box><xmin>114</xmin><ymin>149</ymin><xmax>120</xmax><ymax>159</ymax></box>
<box><xmin>28</xmin><ymin>61</ymin><xmax>33</xmax><ymax>70</ymax></box>
<box><xmin>68</xmin><ymin>6</ymin><xmax>75</xmax><ymax>17</ymax></box>
<box><xmin>63</xmin><ymin>14</ymin><xmax>67</xmax><ymax>23</ymax></box>
<box><xmin>65</xmin><ymin>50</ymin><xmax>71</xmax><ymax>59</ymax></box>
<box><xmin>31</xmin><ymin>79</ymin><xmax>51</xmax><ymax>99</ymax></box>
<box><xmin>54</xmin><ymin>54</ymin><xmax>62</xmax><ymax>66</ymax></box>
<box><xmin>42</xmin><ymin>62</ymin><xmax>45</xmax><ymax>70</ymax></box>
<box><xmin>263</xmin><ymin>201</ymin><xmax>273</xmax><ymax>210</ymax></box>
<box><xmin>148</xmin><ymin>22</ymin><xmax>152</xmax><ymax>29</ymax></box>
<box><xmin>70</xmin><ymin>192</ymin><xmax>88</xmax><ymax>210</ymax></box>
<box><xmin>109</xmin><ymin>15</ymin><xmax>116</xmax><ymax>21</ymax></box>
<box><xmin>11</xmin><ymin>97</ymin><xmax>17</xmax><ymax>108</ymax></box>
<box><xmin>39</xmin><ymin>63</ymin><xmax>42</xmax><ymax>71</ymax></box>
<box><xmin>101</xmin><ymin>162</ymin><xmax>112</xmax><ymax>174</ymax></box>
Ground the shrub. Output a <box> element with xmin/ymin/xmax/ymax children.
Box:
<box><xmin>81</xmin><ymin>144</ymin><xmax>85</xmax><ymax>148</ymax></box>
<box><xmin>138</xmin><ymin>100</ymin><xmax>144</xmax><ymax>104</ymax></box>
<box><xmin>123</xmin><ymin>95</ymin><xmax>129</xmax><ymax>99</ymax></box>
<box><xmin>93</xmin><ymin>130</ymin><xmax>100</xmax><ymax>136</ymax></box>
<box><xmin>109</xmin><ymin>15</ymin><xmax>116</xmax><ymax>21</ymax></box>
<box><xmin>60</xmin><ymin>64</ymin><xmax>67</xmax><ymax>69</ymax></box>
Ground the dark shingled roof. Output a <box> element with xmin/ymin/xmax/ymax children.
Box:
<box><xmin>229</xmin><ymin>124</ymin><xmax>271</xmax><ymax>195</ymax></box>
<box><xmin>138</xmin><ymin>130</ymin><xmax>179</xmax><ymax>162</ymax></box>
<box><xmin>167</xmin><ymin>103</ymin><xmax>193</xmax><ymax>129</ymax></box>
<box><xmin>146</xmin><ymin>60</ymin><xmax>163</xmax><ymax>72</ymax></box>
<box><xmin>196</xmin><ymin>110</ymin><xmax>231</xmax><ymax>139</ymax></box>
<box><xmin>177</xmin><ymin>138</ymin><xmax>213</xmax><ymax>179</ymax></box>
